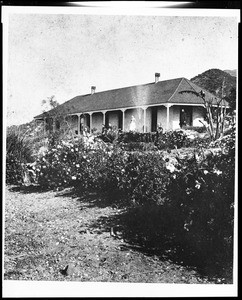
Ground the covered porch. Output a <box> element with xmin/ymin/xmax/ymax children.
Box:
<box><xmin>38</xmin><ymin>103</ymin><xmax>207</xmax><ymax>135</ymax></box>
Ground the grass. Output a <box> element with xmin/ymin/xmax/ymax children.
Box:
<box><xmin>4</xmin><ymin>184</ymin><xmax>230</xmax><ymax>283</ymax></box>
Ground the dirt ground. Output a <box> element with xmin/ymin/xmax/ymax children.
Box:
<box><xmin>4</xmin><ymin>185</ymin><xmax>216</xmax><ymax>283</ymax></box>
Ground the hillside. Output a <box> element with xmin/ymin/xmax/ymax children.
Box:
<box><xmin>223</xmin><ymin>69</ymin><xmax>237</xmax><ymax>77</ymax></box>
<box><xmin>190</xmin><ymin>69</ymin><xmax>236</xmax><ymax>99</ymax></box>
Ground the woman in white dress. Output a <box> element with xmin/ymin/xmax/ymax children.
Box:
<box><xmin>129</xmin><ymin>115</ymin><xmax>136</xmax><ymax>131</ymax></box>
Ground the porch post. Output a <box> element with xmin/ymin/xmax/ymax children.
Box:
<box><xmin>121</xmin><ymin>109</ymin><xmax>126</xmax><ymax>131</ymax></box>
<box><xmin>77</xmin><ymin>114</ymin><xmax>81</xmax><ymax>135</ymax></box>
<box><xmin>166</xmin><ymin>104</ymin><xmax>171</xmax><ymax>130</ymax></box>
<box><xmin>102</xmin><ymin>111</ymin><xmax>106</xmax><ymax>127</ymax></box>
<box><xmin>89</xmin><ymin>112</ymin><xmax>93</xmax><ymax>132</ymax></box>
<box><xmin>143</xmin><ymin>107</ymin><xmax>147</xmax><ymax>133</ymax></box>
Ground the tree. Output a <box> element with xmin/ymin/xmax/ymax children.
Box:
<box><xmin>41</xmin><ymin>95</ymin><xmax>59</xmax><ymax>113</ymax></box>
<box><xmin>224</xmin><ymin>87</ymin><xmax>236</xmax><ymax>111</ymax></box>
<box><xmin>40</xmin><ymin>95</ymin><xmax>60</xmax><ymax>133</ymax></box>
<box><xmin>179</xmin><ymin>89</ymin><xmax>228</xmax><ymax>140</ymax></box>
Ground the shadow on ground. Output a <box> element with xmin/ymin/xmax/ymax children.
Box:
<box><xmin>55</xmin><ymin>188</ymin><xmax>233</xmax><ymax>283</ymax></box>
<box><xmin>88</xmin><ymin>205</ymin><xmax>233</xmax><ymax>283</ymax></box>
<box><xmin>66</xmin><ymin>189</ymin><xmax>232</xmax><ymax>284</ymax></box>
<box><xmin>7</xmin><ymin>185</ymin><xmax>233</xmax><ymax>283</ymax></box>
<box><xmin>8</xmin><ymin>184</ymin><xmax>50</xmax><ymax>194</ymax></box>
<box><xmin>56</xmin><ymin>187</ymin><xmax>130</xmax><ymax>209</ymax></box>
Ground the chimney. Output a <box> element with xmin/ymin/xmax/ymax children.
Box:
<box><xmin>155</xmin><ymin>73</ymin><xmax>160</xmax><ymax>83</ymax></box>
<box><xmin>91</xmin><ymin>86</ymin><xmax>96</xmax><ymax>95</ymax></box>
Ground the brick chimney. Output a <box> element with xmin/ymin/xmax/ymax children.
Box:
<box><xmin>91</xmin><ymin>86</ymin><xmax>96</xmax><ymax>95</ymax></box>
<box><xmin>155</xmin><ymin>73</ymin><xmax>160</xmax><ymax>83</ymax></box>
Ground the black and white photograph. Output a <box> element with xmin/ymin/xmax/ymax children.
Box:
<box><xmin>2</xmin><ymin>2</ymin><xmax>239</xmax><ymax>297</ymax></box>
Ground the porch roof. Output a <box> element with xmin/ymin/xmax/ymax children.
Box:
<box><xmin>34</xmin><ymin>77</ymin><xmax>227</xmax><ymax>119</ymax></box>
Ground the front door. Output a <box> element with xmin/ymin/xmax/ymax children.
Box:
<box><xmin>180</xmin><ymin>106</ymin><xmax>192</xmax><ymax>128</ymax></box>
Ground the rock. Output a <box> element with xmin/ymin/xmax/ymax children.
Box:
<box><xmin>60</xmin><ymin>265</ymin><xmax>68</xmax><ymax>276</ymax></box>
<box><xmin>60</xmin><ymin>263</ymin><xmax>75</xmax><ymax>276</ymax></box>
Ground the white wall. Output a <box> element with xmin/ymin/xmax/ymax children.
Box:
<box><xmin>171</xmin><ymin>106</ymin><xmax>180</xmax><ymax>130</ymax></box>
<box><xmin>193</xmin><ymin>106</ymin><xmax>206</xmax><ymax>127</ymax></box>
<box><xmin>108</xmin><ymin>111</ymin><xmax>120</xmax><ymax>129</ymax></box>
<box><xmin>145</xmin><ymin>107</ymin><xmax>152</xmax><ymax>132</ymax></box>
<box><xmin>157</xmin><ymin>106</ymin><xmax>167</xmax><ymax>129</ymax></box>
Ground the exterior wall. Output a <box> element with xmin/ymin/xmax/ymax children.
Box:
<box><xmin>108</xmin><ymin>111</ymin><xmax>120</xmax><ymax>129</ymax></box>
<box><xmin>157</xmin><ymin>106</ymin><xmax>167</xmax><ymax>130</ymax></box>
<box><xmin>170</xmin><ymin>106</ymin><xmax>180</xmax><ymax>130</ymax></box>
<box><xmin>168</xmin><ymin>105</ymin><xmax>206</xmax><ymax>130</ymax></box>
<box><xmin>145</xmin><ymin>107</ymin><xmax>152</xmax><ymax>132</ymax></box>
<box><xmin>193</xmin><ymin>106</ymin><xmax>206</xmax><ymax>126</ymax></box>
<box><xmin>92</xmin><ymin>112</ymin><xmax>103</xmax><ymax>133</ymax></box>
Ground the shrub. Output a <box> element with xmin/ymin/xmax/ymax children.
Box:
<box><xmin>164</xmin><ymin>131</ymin><xmax>235</xmax><ymax>270</ymax></box>
<box><xmin>99</xmin><ymin>129</ymin><xmax>212</xmax><ymax>151</ymax></box>
<box><xmin>155</xmin><ymin>130</ymin><xmax>188</xmax><ymax>150</ymax></box>
<box><xmin>97</xmin><ymin>128</ymin><xmax>120</xmax><ymax>143</ymax></box>
<box><xmin>117</xmin><ymin>130</ymin><xmax>191</xmax><ymax>150</ymax></box>
<box><xmin>35</xmin><ymin>136</ymin><xmax>105</xmax><ymax>189</ymax></box>
<box><xmin>183</xmin><ymin>125</ymin><xmax>207</xmax><ymax>133</ymax></box>
<box><xmin>6</xmin><ymin>129</ymin><xmax>34</xmax><ymax>185</ymax></box>
<box><xmin>99</xmin><ymin>150</ymin><xmax>172</xmax><ymax>205</ymax></box>
<box><xmin>118</xmin><ymin>132</ymin><xmax>156</xmax><ymax>143</ymax></box>
<box><xmin>34</xmin><ymin>135</ymin><xmax>176</xmax><ymax>205</ymax></box>
<box><xmin>118</xmin><ymin>142</ymin><xmax>158</xmax><ymax>152</ymax></box>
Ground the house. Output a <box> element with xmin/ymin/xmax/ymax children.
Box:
<box><xmin>34</xmin><ymin>73</ymin><xmax>227</xmax><ymax>134</ymax></box>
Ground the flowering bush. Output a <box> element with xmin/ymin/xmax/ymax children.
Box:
<box><xmin>155</xmin><ymin>130</ymin><xmax>188</xmax><ymax>149</ymax></box>
<box><xmin>35</xmin><ymin>135</ymin><xmax>174</xmax><ymax>205</ymax></box>
<box><xmin>164</xmin><ymin>133</ymin><xmax>235</xmax><ymax>269</ymax></box>
<box><xmin>111</xmin><ymin>150</ymin><xmax>172</xmax><ymax>205</ymax></box>
<box><xmin>35</xmin><ymin>135</ymin><xmax>109</xmax><ymax>189</ymax></box>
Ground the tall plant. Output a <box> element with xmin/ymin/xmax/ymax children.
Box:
<box><xmin>179</xmin><ymin>87</ymin><xmax>228</xmax><ymax>140</ymax></box>
<box><xmin>6</xmin><ymin>128</ymin><xmax>33</xmax><ymax>184</ymax></box>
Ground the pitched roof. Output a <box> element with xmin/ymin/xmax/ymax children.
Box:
<box><xmin>34</xmin><ymin>77</ymin><xmax>226</xmax><ymax>119</ymax></box>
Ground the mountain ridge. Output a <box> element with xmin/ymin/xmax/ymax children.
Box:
<box><xmin>190</xmin><ymin>68</ymin><xmax>236</xmax><ymax>99</ymax></box>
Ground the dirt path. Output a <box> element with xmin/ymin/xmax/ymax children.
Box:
<box><xmin>4</xmin><ymin>185</ymin><xmax>212</xmax><ymax>283</ymax></box>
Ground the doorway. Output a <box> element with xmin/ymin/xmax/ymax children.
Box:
<box><xmin>151</xmin><ymin>107</ymin><xmax>158</xmax><ymax>132</ymax></box>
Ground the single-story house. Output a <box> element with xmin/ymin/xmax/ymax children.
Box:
<box><xmin>34</xmin><ymin>73</ymin><xmax>228</xmax><ymax>134</ymax></box>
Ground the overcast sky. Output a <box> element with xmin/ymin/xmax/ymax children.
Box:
<box><xmin>4</xmin><ymin>8</ymin><xmax>239</xmax><ymax>126</ymax></box>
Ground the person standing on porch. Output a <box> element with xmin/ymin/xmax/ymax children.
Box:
<box><xmin>129</xmin><ymin>115</ymin><xmax>136</xmax><ymax>131</ymax></box>
<box><xmin>180</xmin><ymin>109</ymin><xmax>187</xmax><ymax>128</ymax></box>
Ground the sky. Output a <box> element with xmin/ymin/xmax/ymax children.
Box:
<box><xmin>4</xmin><ymin>7</ymin><xmax>239</xmax><ymax>126</ymax></box>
